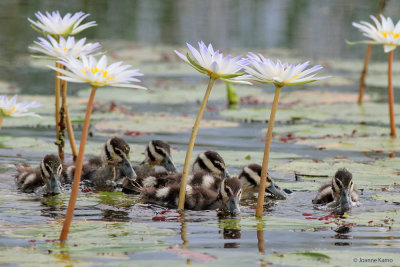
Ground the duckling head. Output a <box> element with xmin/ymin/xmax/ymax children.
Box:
<box><xmin>144</xmin><ymin>140</ymin><xmax>177</xmax><ymax>173</ymax></box>
<box><xmin>332</xmin><ymin>168</ymin><xmax>354</xmax><ymax>213</ymax></box>
<box><xmin>239</xmin><ymin>164</ymin><xmax>286</xmax><ymax>199</ymax></box>
<box><xmin>218</xmin><ymin>178</ymin><xmax>242</xmax><ymax>215</ymax></box>
<box><xmin>102</xmin><ymin>137</ymin><xmax>137</xmax><ymax>181</ymax></box>
<box><xmin>40</xmin><ymin>154</ymin><xmax>62</xmax><ymax>196</ymax></box>
<box><xmin>192</xmin><ymin>151</ymin><xmax>230</xmax><ymax>178</ymax></box>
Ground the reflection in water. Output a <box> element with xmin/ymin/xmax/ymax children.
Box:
<box><xmin>218</xmin><ymin>216</ymin><xmax>241</xmax><ymax>248</ymax></box>
<box><xmin>101</xmin><ymin>209</ymin><xmax>130</xmax><ymax>222</ymax></box>
<box><xmin>256</xmin><ymin>219</ymin><xmax>265</xmax><ymax>254</ymax></box>
<box><xmin>179</xmin><ymin>211</ymin><xmax>188</xmax><ymax>249</ymax></box>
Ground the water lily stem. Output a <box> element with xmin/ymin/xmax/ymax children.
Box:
<box><xmin>60</xmin><ymin>86</ymin><xmax>97</xmax><ymax>241</ymax></box>
<box><xmin>55</xmin><ymin>62</ymin><xmax>62</xmax><ymax>159</ymax></box>
<box><xmin>388</xmin><ymin>51</ymin><xmax>396</xmax><ymax>137</ymax></box>
<box><xmin>178</xmin><ymin>77</ymin><xmax>216</xmax><ymax>210</ymax></box>
<box><xmin>256</xmin><ymin>85</ymin><xmax>281</xmax><ymax>217</ymax></box>
<box><xmin>358</xmin><ymin>44</ymin><xmax>372</xmax><ymax>104</ymax></box>
<box><xmin>0</xmin><ymin>116</ymin><xmax>3</xmax><ymax>131</ymax></box>
<box><xmin>358</xmin><ymin>0</ymin><xmax>386</xmax><ymax>104</ymax></box>
<box><xmin>61</xmin><ymin>65</ymin><xmax>78</xmax><ymax>161</ymax></box>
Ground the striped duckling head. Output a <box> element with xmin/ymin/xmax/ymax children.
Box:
<box><xmin>331</xmin><ymin>168</ymin><xmax>355</xmax><ymax>212</ymax></box>
<box><xmin>218</xmin><ymin>177</ymin><xmax>242</xmax><ymax>215</ymax></box>
<box><xmin>102</xmin><ymin>137</ymin><xmax>136</xmax><ymax>180</ymax></box>
<box><xmin>239</xmin><ymin>164</ymin><xmax>286</xmax><ymax>199</ymax></box>
<box><xmin>40</xmin><ymin>154</ymin><xmax>63</xmax><ymax>195</ymax></box>
<box><xmin>144</xmin><ymin>140</ymin><xmax>177</xmax><ymax>173</ymax></box>
<box><xmin>192</xmin><ymin>151</ymin><xmax>230</xmax><ymax>178</ymax></box>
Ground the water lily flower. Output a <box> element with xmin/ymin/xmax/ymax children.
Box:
<box><xmin>243</xmin><ymin>54</ymin><xmax>328</xmax><ymax>217</ymax></box>
<box><xmin>174</xmin><ymin>41</ymin><xmax>251</xmax><ymax>84</ymax></box>
<box><xmin>50</xmin><ymin>55</ymin><xmax>146</xmax><ymax>89</ymax></box>
<box><xmin>0</xmin><ymin>95</ymin><xmax>41</xmax><ymax>130</ymax></box>
<box><xmin>30</xmin><ymin>35</ymin><xmax>101</xmax><ymax>59</ymax></box>
<box><xmin>174</xmin><ymin>41</ymin><xmax>250</xmax><ymax>209</ymax></box>
<box><xmin>242</xmin><ymin>53</ymin><xmax>328</xmax><ymax>87</ymax></box>
<box><xmin>56</xmin><ymin>55</ymin><xmax>145</xmax><ymax>241</ymax></box>
<box><xmin>0</xmin><ymin>95</ymin><xmax>41</xmax><ymax>118</ymax></box>
<box><xmin>351</xmin><ymin>15</ymin><xmax>398</xmax><ymax>136</ymax></box>
<box><xmin>28</xmin><ymin>11</ymin><xmax>96</xmax><ymax>37</ymax></box>
<box><xmin>352</xmin><ymin>15</ymin><xmax>400</xmax><ymax>53</ymax></box>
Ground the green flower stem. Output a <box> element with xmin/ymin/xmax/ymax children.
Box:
<box><xmin>226</xmin><ymin>82</ymin><xmax>239</xmax><ymax>105</ymax></box>
<box><xmin>178</xmin><ymin>77</ymin><xmax>216</xmax><ymax>210</ymax></box>
<box><xmin>60</xmin><ymin>86</ymin><xmax>97</xmax><ymax>241</ymax></box>
<box><xmin>388</xmin><ymin>51</ymin><xmax>396</xmax><ymax>137</ymax></box>
<box><xmin>256</xmin><ymin>85</ymin><xmax>281</xmax><ymax>217</ymax></box>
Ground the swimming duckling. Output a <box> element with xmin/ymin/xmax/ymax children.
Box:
<box><xmin>192</xmin><ymin>151</ymin><xmax>230</xmax><ymax>178</ymax></box>
<box><xmin>80</xmin><ymin>137</ymin><xmax>136</xmax><ymax>191</ymax></box>
<box><xmin>131</xmin><ymin>150</ymin><xmax>229</xmax><ymax>193</ymax></box>
<box><xmin>122</xmin><ymin>140</ymin><xmax>178</xmax><ymax>193</ymax></box>
<box><xmin>15</xmin><ymin>154</ymin><xmax>63</xmax><ymax>196</ymax></box>
<box><xmin>312</xmin><ymin>168</ymin><xmax>359</xmax><ymax>213</ymax></box>
<box><xmin>135</xmin><ymin>140</ymin><xmax>178</xmax><ymax>177</ymax></box>
<box><xmin>238</xmin><ymin>163</ymin><xmax>286</xmax><ymax>199</ymax></box>
<box><xmin>141</xmin><ymin>177</ymin><xmax>242</xmax><ymax>215</ymax></box>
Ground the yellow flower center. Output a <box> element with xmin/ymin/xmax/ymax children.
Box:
<box><xmin>82</xmin><ymin>68</ymin><xmax>115</xmax><ymax>82</ymax></box>
<box><xmin>380</xmin><ymin>31</ymin><xmax>400</xmax><ymax>39</ymax></box>
<box><xmin>3</xmin><ymin>107</ymin><xmax>16</xmax><ymax>115</ymax></box>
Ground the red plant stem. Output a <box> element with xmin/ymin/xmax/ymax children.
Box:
<box><xmin>388</xmin><ymin>51</ymin><xmax>396</xmax><ymax>137</ymax></box>
<box><xmin>59</xmin><ymin>86</ymin><xmax>97</xmax><ymax>241</ymax></box>
<box><xmin>256</xmin><ymin>86</ymin><xmax>281</xmax><ymax>217</ymax></box>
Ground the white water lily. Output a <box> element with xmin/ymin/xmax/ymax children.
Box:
<box><xmin>49</xmin><ymin>55</ymin><xmax>146</xmax><ymax>89</ymax></box>
<box><xmin>352</xmin><ymin>15</ymin><xmax>400</xmax><ymax>53</ymax></box>
<box><xmin>28</xmin><ymin>11</ymin><xmax>96</xmax><ymax>37</ymax></box>
<box><xmin>30</xmin><ymin>35</ymin><xmax>101</xmax><ymax>59</ymax></box>
<box><xmin>174</xmin><ymin>41</ymin><xmax>250</xmax><ymax>84</ymax></box>
<box><xmin>242</xmin><ymin>53</ymin><xmax>328</xmax><ymax>87</ymax></box>
<box><xmin>0</xmin><ymin>95</ymin><xmax>41</xmax><ymax>118</ymax></box>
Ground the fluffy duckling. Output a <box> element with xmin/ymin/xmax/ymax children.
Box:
<box><xmin>312</xmin><ymin>168</ymin><xmax>360</xmax><ymax>213</ymax></box>
<box><xmin>79</xmin><ymin>137</ymin><xmax>136</xmax><ymax>191</ymax></box>
<box><xmin>239</xmin><ymin>163</ymin><xmax>286</xmax><ymax>199</ymax></box>
<box><xmin>135</xmin><ymin>140</ymin><xmax>178</xmax><ymax>177</ymax></box>
<box><xmin>122</xmin><ymin>140</ymin><xmax>178</xmax><ymax>193</ymax></box>
<box><xmin>192</xmin><ymin>151</ymin><xmax>230</xmax><ymax>178</ymax></box>
<box><xmin>130</xmin><ymin>151</ymin><xmax>229</xmax><ymax>193</ymax></box>
<box><xmin>141</xmin><ymin>177</ymin><xmax>242</xmax><ymax>215</ymax></box>
<box><xmin>15</xmin><ymin>154</ymin><xmax>63</xmax><ymax>196</ymax></box>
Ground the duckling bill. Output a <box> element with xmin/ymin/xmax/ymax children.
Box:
<box><xmin>312</xmin><ymin>168</ymin><xmax>359</xmax><ymax>213</ymax></box>
<box><xmin>239</xmin><ymin>163</ymin><xmax>286</xmax><ymax>199</ymax></box>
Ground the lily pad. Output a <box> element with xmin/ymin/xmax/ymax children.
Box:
<box><xmin>372</xmin><ymin>194</ymin><xmax>400</xmax><ymax>203</ymax></box>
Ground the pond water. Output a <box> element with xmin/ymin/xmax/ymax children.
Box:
<box><xmin>1</xmin><ymin>0</ymin><xmax>400</xmax><ymax>266</ymax></box>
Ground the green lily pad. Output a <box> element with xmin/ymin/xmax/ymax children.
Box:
<box><xmin>272</xmin><ymin>159</ymin><xmax>398</xmax><ymax>188</ymax></box>
<box><xmin>8</xmin><ymin>220</ymin><xmax>175</xmax><ymax>254</ymax></box>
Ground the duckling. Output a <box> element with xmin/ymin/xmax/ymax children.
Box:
<box><xmin>312</xmin><ymin>168</ymin><xmax>360</xmax><ymax>213</ymax></box>
<box><xmin>238</xmin><ymin>163</ymin><xmax>286</xmax><ymax>199</ymax></box>
<box><xmin>135</xmin><ymin>140</ymin><xmax>178</xmax><ymax>177</ymax></box>
<box><xmin>130</xmin><ymin>150</ymin><xmax>229</xmax><ymax>193</ymax></box>
<box><xmin>15</xmin><ymin>154</ymin><xmax>63</xmax><ymax>196</ymax></box>
<box><xmin>141</xmin><ymin>176</ymin><xmax>242</xmax><ymax>215</ymax></box>
<box><xmin>79</xmin><ymin>137</ymin><xmax>136</xmax><ymax>191</ymax></box>
<box><xmin>192</xmin><ymin>151</ymin><xmax>230</xmax><ymax>178</ymax></box>
<box><xmin>121</xmin><ymin>140</ymin><xmax>178</xmax><ymax>193</ymax></box>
